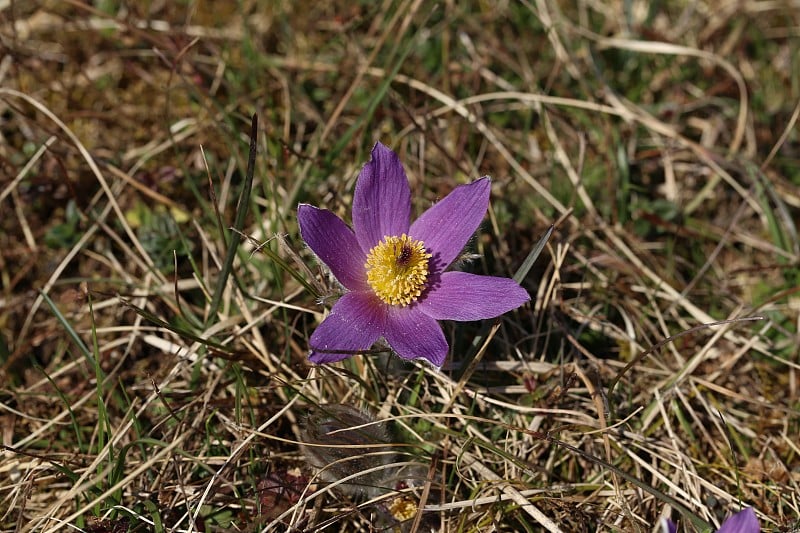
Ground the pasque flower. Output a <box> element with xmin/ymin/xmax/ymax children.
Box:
<box><xmin>662</xmin><ymin>507</ymin><xmax>760</xmax><ymax>533</ymax></box>
<box><xmin>298</xmin><ymin>142</ymin><xmax>529</xmax><ymax>368</ymax></box>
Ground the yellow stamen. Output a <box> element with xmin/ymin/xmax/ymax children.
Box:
<box><xmin>388</xmin><ymin>495</ymin><xmax>418</xmax><ymax>521</ymax></box>
<box><xmin>365</xmin><ymin>234</ymin><xmax>431</xmax><ymax>306</ymax></box>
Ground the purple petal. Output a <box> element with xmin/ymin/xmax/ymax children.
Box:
<box><xmin>383</xmin><ymin>306</ymin><xmax>448</xmax><ymax>368</ymax></box>
<box><xmin>352</xmin><ymin>142</ymin><xmax>411</xmax><ymax>252</ymax></box>
<box><xmin>660</xmin><ymin>518</ymin><xmax>677</xmax><ymax>533</ymax></box>
<box><xmin>298</xmin><ymin>204</ymin><xmax>368</xmax><ymax>291</ymax></box>
<box><xmin>409</xmin><ymin>177</ymin><xmax>491</xmax><ymax>273</ymax></box>
<box><xmin>717</xmin><ymin>508</ymin><xmax>759</xmax><ymax>533</ymax></box>
<box><xmin>417</xmin><ymin>272</ymin><xmax>529</xmax><ymax>321</ymax></box>
<box><xmin>308</xmin><ymin>292</ymin><xmax>386</xmax><ymax>363</ymax></box>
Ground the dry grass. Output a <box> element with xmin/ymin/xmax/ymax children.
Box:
<box><xmin>1</xmin><ymin>0</ymin><xmax>799</xmax><ymax>531</ymax></box>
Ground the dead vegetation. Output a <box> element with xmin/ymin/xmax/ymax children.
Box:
<box><xmin>1</xmin><ymin>1</ymin><xmax>798</xmax><ymax>531</ymax></box>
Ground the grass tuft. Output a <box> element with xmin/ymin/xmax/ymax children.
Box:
<box><xmin>1</xmin><ymin>1</ymin><xmax>799</xmax><ymax>531</ymax></box>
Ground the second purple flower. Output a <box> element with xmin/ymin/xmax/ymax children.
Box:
<box><xmin>298</xmin><ymin>142</ymin><xmax>530</xmax><ymax>368</ymax></box>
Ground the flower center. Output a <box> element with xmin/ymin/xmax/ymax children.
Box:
<box><xmin>365</xmin><ymin>234</ymin><xmax>431</xmax><ymax>306</ymax></box>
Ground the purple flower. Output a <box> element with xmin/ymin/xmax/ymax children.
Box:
<box><xmin>297</xmin><ymin>142</ymin><xmax>530</xmax><ymax>368</ymax></box>
<box><xmin>662</xmin><ymin>507</ymin><xmax>760</xmax><ymax>533</ymax></box>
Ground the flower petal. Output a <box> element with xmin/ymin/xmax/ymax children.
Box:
<box><xmin>417</xmin><ymin>271</ymin><xmax>529</xmax><ymax>321</ymax></box>
<box><xmin>717</xmin><ymin>508</ymin><xmax>759</xmax><ymax>533</ymax></box>
<box><xmin>308</xmin><ymin>292</ymin><xmax>385</xmax><ymax>363</ymax></box>
<box><xmin>352</xmin><ymin>142</ymin><xmax>411</xmax><ymax>252</ymax></box>
<box><xmin>383</xmin><ymin>306</ymin><xmax>448</xmax><ymax>368</ymax></box>
<box><xmin>298</xmin><ymin>204</ymin><xmax>368</xmax><ymax>291</ymax></box>
<box><xmin>659</xmin><ymin>519</ymin><xmax>677</xmax><ymax>533</ymax></box>
<box><xmin>409</xmin><ymin>177</ymin><xmax>490</xmax><ymax>272</ymax></box>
